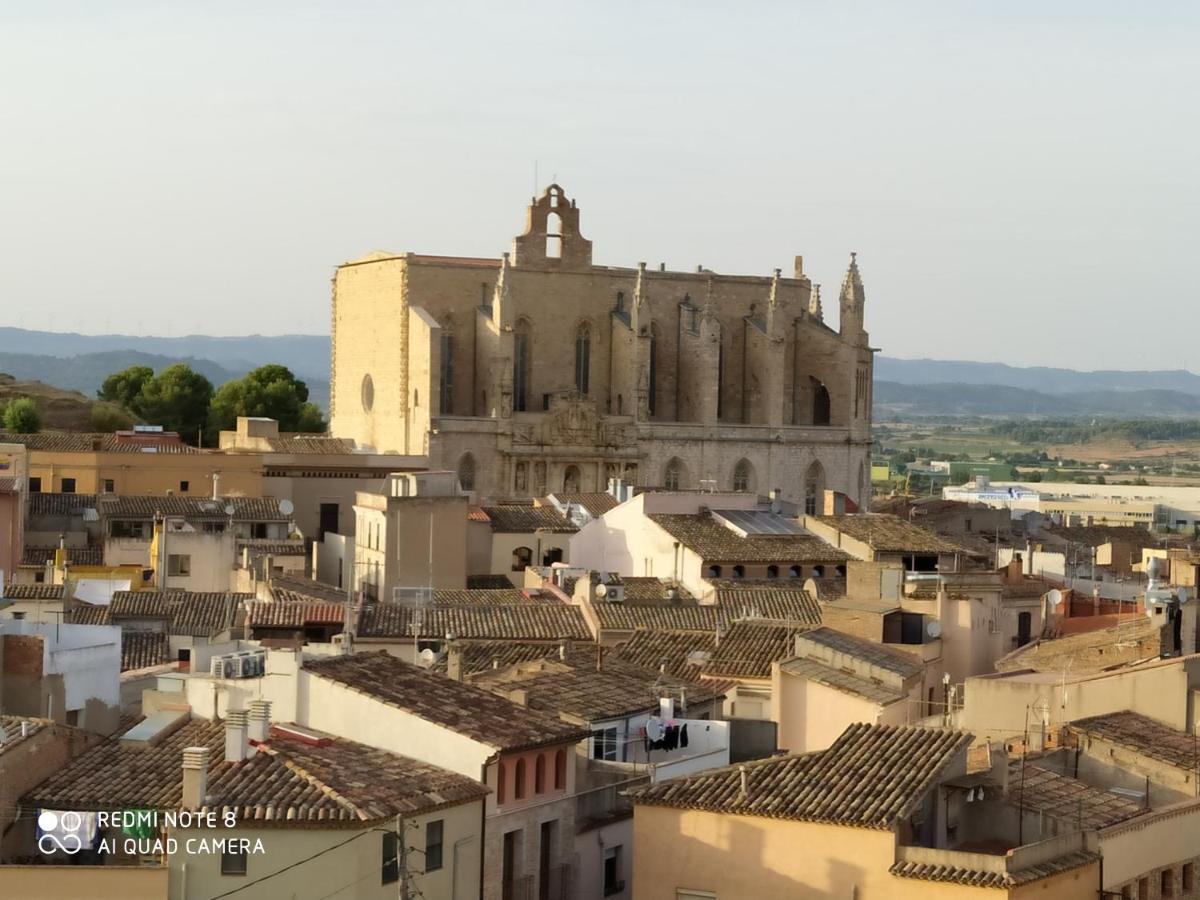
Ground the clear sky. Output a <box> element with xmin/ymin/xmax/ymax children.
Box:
<box><xmin>2</xmin><ymin>2</ymin><xmax>1197</xmax><ymax>369</ymax></box>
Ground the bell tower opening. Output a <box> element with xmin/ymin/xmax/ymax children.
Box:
<box><xmin>511</xmin><ymin>183</ymin><xmax>593</xmax><ymax>268</ymax></box>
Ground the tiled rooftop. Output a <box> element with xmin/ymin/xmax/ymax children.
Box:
<box><xmin>703</xmin><ymin>621</ymin><xmax>802</xmax><ymax>679</ymax></box>
<box><xmin>995</xmin><ymin>618</ymin><xmax>1158</xmax><ymax>674</ymax></box>
<box><xmin>305</xmin><ymin>652</ymin><xmax>589</xmax><ymax>752</ymax></box>
<box><xmin>237</xmin><ymin>539</ymin><xmax>307</xmax><ymax>557</ymax></box>
<box><xmin>98</xmin><ymin>495</ymin><xmax>290</xmax><ymax>521</ymax></box>
<box><xmin>432</xmin><ymin>641</ymin><xmax>568</xmax><ymax>677</ymax></box>
<box><xmin>1069</xmin><ymin>710</ymin><xmax>1200</xmax><ymax>772</ymax></box>
<box><xmin>357</xmin><ymin>602</ymin><xmax>591</xmax><ymax>641</ymax></box>
<box><xmin>26</xmin><ymin>717</ymin><xmax>487</xmax><ymax>824</ymax></box>
<box><xmin>248</xmin><ymin>601</ymin><xmax>346</xmax><ymax>628</ymax></box>
<box><xmin>796</xmin><ymin>627</ymin><xmax>925</xmax><ymax>679</ymax></box>
<box><xmin>551</xmin><ymin>492</ymin><xmax>619</xmax><ymax>518</ymax></box>
<box><xmin>777</xmin><ymin>657</ymin><xmax>905</xmax><ymax>706</ymax></box>
<box><xmin>708</xmin><ymin>585</ymin><xmax>822</xmax><ymax>625</ymax></box>
<box><xmin>28</xmin><ymin>492</ymin><xmax>98</xmax><ymax>517</ymax></box>
<box><xmin>20</xmin><ymin>545</ymin><xmax>104</xmax><ymax>567</ymax></box>
<box><xmin>479</xmin><ymin>505</ymin><xmax>577</xmax><ymax>533</ymax></box>
<box><xmin>471</xmin><ymin>648</ymin><xmax>720</xmax><ymax>723</ymax></box>
<box><xmin>266</xmin><ymin>435</ymin><xmax>358</xmax><ymax>455</ymax></box>
<box><xmin>890</xmin><ymin>850</ymin><xmax>1098</xmax><ymax>888</ymax></box>
<box><xmin>632</xmin><ymin>723</ymin><xmax>972</xmax><ymax>830</ymax></box>
<box><xmin>1</xmin><ymin>583</ymin><xmax>67</xmax><ymax>600</ymax></box>
<box><xmin>64</xmin><ymin>602</ymin><xmax>112</xmax><ymax>625</ymax></box>
<box><xmin>107</xmin><ymin>590</ymin><xmax>248</xmax><ymax>637</ymax></box>
<box><xmin>591</xmin><ymin>603</ymin><xmax>726</xmax><ymax>633</ymax></box>
<box><xmin>110</xmin><ymin>592</ymin><xmax>171</xmax><ymax>619</ymax></box>
<box><xmin>1007</xmin><ymin>762</ymin><xmax>1141</xmax><ymax>829</ymax></box>
<box><xmin>611</xmin><ymin>630</ymin><xmax>719</xmax><ymax>681</ymax></box>
<box><xmin>816</xmin><ymin>514</ymin><xmax>965</xmax><ymax>554</ymax></box>
<box><xmin>0</xmin><ymin>716</ymin><xmax>48</xmax><ymax>755</ymax></box>
<box><xmin>433</xmin><ymin>588</ymin><xmax>560</xmax><ymax>606</ymax></box>
<box><xmin>3</xmin><ymin>432</ymin><xmax>202</xmax><ymax>454</ymax></box>
<box><xmin>269</xmin><ymin>576</ymin><xmax>350</xmax><ymax>605</ymax></box>
<box><xmin>649</xmin><ymin>513</ymin><xmax>848</xmax><ymax>564</ymax></box>
<box><xmin>121</xmin><ymin>632</ymin><xmax>172</xmax><ymax>672</ymax></box>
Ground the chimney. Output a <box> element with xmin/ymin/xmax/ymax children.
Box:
<box><xmin>248</xmin><ymin>700</ymin><xmax>271</xmax><ymax>743</ymax></box>
<box><xmin>182</xmin><ymin>746</ymin><xmax>209</xmax><ymax>808</ymax></box>
<box><xmin>558</xmin><ymin>640</ymin><xmax>567</xmax><ymax>661</ymax></box>
<box><xmin>738</xmin><ymin>765</ymin><xmax>748</xmax><ymax>800</ymax></box>
<box><xmin>225</xmin><ymin>709</ymin><xmax>249</xmax><ymax>763</ymax></box>
<box><xmin>447</xmin><ymin>643</ymin><xmax>463</xmax><ymax>682</ymax></box>
<box><xmin>212</xmin><ymin>472</ymin><xmax>221</xmax><ymax>501</ymax></box>
<box><xmin>595</xmin><ymin>642</ymin><xmax>603</xmax><ymax>672</ymax></box>
<box><xmin>508</xmin><ymin>689</ymin><xmax>528</xmax><ymax>707</ymax></box>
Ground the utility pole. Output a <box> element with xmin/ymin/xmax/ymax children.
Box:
<box><xmin>396</xmin><ymin>814</ymin><xmax>412</xmax><ymax>900</ymax></box>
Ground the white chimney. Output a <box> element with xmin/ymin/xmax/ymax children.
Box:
<box><xmin>212</xmin><ymin>472</ymin><xmax>221</xmax><ymax>501</ymax></box>
<box><xmin>225</xmin><ymin>709</ymin><xmax>249</xmax><ymax>762</ymax></box>
<box><xmin>248</xmin><ymin>700</ymin><xmax>271</xmax><ymax>743</ymax></box>
<box><xmin>182</xmin><ymin>746</ymin><xmax>210</xmax><ymax>808</ymax></box>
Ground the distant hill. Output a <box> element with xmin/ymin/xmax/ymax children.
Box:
<box><xmin>0</xmin><ymin>375</ymin><xmax>131</xmax><ymax>431</ymax></box>
<box><xmin>876</xmin><ymin>357</ymin><xmax>1200</xmax><ymax>396</ymax></box>
<box><xmin>873</xmin><ymin>381</ymin><xmax>1200</xmax><ymax>418</ymax></box>
<box><xmin>0</xmin><ymin>328</ymin><xmax>330</xmax><ymax>383</ymax></box>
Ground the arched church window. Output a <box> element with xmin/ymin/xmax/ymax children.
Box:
<box><xmin>546</xmin><ymin>212</ymin><xmax>563</xmax><ymax>259</ymax></box>
<box><xmin>732</xmin><ymin>459</ymin><xmax>753</xmax><ymax>492</ymax></box>
<box><xmin>563</xmin><ymin>465</ymin><xmax>582</xmax><ymax>493</ymax></box>
<box><xmin>664</xmin><ymin>458</ymin><xmax>683</xmax><ymax>491</ymax></box>
<box><xmin>575</xmin><ymin>323</ymin><xmax>591</xmax><ymax>395</ymax></box>
<box><xmin>812</xmin><ymin>378</ymin><xmax>831</xmax><ymax>426</ymax></box>
<box><xmin>457</xmin><ymin>453</ymin><xmax>476</xmax><ymax>492</ymax></box>
<box><xmin>804</xmin><ymin>460</ymin><xmax>825</xmax><ymax>516</ymax></box>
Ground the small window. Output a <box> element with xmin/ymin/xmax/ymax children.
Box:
<box><xmin>167</xmin><ymin>554</ymin><xmax>191</xmax><ymax>576</ymax></box>
<box><xmin>604</xmin><ymin>845</ymin><xmax>624</xmax><ymax>897</ymax></box>
<box><xmin>381</xmin><ymin>830</ymin><xmax>399</xmax><ymax>884</ymax></box>
<box><xmin>515</xmin><ymin>758</ymin><xmax>526</xmax><ymax>800</ymax></box>
<box><xmin>1162</xmin><ymin>869</ymin><xmax>1175</xmax><ymax>898</ymax></box>
<box><xmin>102</xmin><ymin>479</ymin><xmax>115</xmax><ymax>493</ymax></box>
<box><xmin>1140</xmin><ymin>876</ymin><xmax>1150</xmax><ymax>899</ymax></box>
<box><xmin>179</xmin><ymin>480</ymin><xmax>189</xmax><ymax>493</ymax></box>
<box><xmin>1184</xmin><ymin>863</ymin><xmax>1194</xmax><ymax>891</ymax></box>
<box><xmin>61</xmin><ymin>478</ymin><xmax>76</xmax><ymax>494</ymax></box>
<box><xmin>731</xmin><ymin>565</ymin><xmax>745</xmax><ymax>579</ymax></box>
<box><xmin>706</xmin><ymin>565</ymin><xmax>722</xmax><ymax>578</ymax></box>
<box><xmin>788</xmin><ymin>565</ymin><xmax>802</xmax><ymax>578</ymax></box>
<box><xmin>554</xmin><ymin>749</ymin><xmax>566</xmax><ymax>790</ymax></box>
<box><xmin>766</xmin><ymin>565</ymin><xmax>779</xmax><ymax>579</ymax></box>
<box><xmin>221</xmin><ymin>845</ymin><xmax>248</xmax><ymax>877</ymax></box>
<box><xmin>512</xmin><ymin>546</ymin><xmax>533</xmax><ymax>572</ymax></box>
<box><xmin>812</xmin><ymin>565</ymin><xmax>825</xmax><ymax>578</ymax></box>
<box><xmin>28</xmin><ymin>476</ymin><xmax>41</xmax><ymax>493</ymax></box>
<box><xmin>592</xmin><ymin>727</ymin><xmax>618</xmax><ymax>761</ymax></box>
<box><xmin>535</xmin><ymin>754</ymin><xmax>546</xmax><ymax>793</ymax></box>
<box><xmin>425</xmin><ymin>820</ymin><xmax>443</xmax><ymax>872</ymax></box>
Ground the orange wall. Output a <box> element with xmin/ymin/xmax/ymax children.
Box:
<box><xmin>28</xmin><ymin>450</ymin><xmax>263</xmax><ymax>496</ymax></box>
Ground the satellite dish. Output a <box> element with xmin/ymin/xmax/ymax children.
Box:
<box><xmin>418</xmin><ymin>648</ymin><xmax>435</xmax><ymax>667</ymax></box>
<box><xmin>1047</xmin><ymin>589</ymin><xmax>1063</xmax><ymax>608</ymax></box>
<box><xmin>926</xmin><ymin>620</ymin><xmax>942</xmax><ymax>639</ymax></box>
<box><xmin>279</xmin><ymin>499</ymin><xmax>295</xmax><ymax>517</ymax></box>
<box><xmin>224</xmin><ymin>504</ymin><xmax>236</xmax><ymax>517</ymax></box>
<box><xmin>595</xmin><ymin>582</ymin><xmax>609</xmax><ymax>598</ymax></box>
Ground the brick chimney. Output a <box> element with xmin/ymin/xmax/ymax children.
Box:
<box><xmin>248</xmin><ymin>700</ymin><xmax>271</xmax><ymax>743</ymax></box>
<box><xmin>181</xmin><ymin>746</ymin><xmax>209</xmax><ymax>808</ymax></box>
<box><xmin>447</xmin><ymin>643</ymin><xmax>463</xmax><ymax>682</ymax></box>
<box><xmin>225</xmin><ymin>709</ymin><xmax>249</xmax><ymax>762</ymax></box>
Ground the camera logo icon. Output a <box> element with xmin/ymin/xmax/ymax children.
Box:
<box><xmin>38</xmin><ymin>811</ymin><xmax>84</xmax><ymax>855</ymax></box>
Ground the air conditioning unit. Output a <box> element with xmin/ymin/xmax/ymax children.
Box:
<box><xmin>210</xmin><ymin>656</ymin><xmax>225</xmax><ymax>678</ymax></box>
<box><xmin>234</xmin><ymin>652</ymin><xmax>255</xmax><ymax>678</ymax></box>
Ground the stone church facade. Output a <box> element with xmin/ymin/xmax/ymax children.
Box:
<box><xmin>330</xmin><ymin>184</ymin><xmax>874</xmax><ymax>510</ymax></box>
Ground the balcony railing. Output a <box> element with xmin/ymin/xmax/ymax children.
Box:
<box><xmin>575</xmin><ymin>775</ymin><xmax>651</xmax><ymax>832</ymax></box>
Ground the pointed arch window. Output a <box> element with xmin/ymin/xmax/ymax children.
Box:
<box><xmin>563</xmin><ymin>465</ymin><xmax>582</xmax><ymax>493</ymax></box>
<box><xmin>664</xmin><ymin>458</ymin><xmax>683</xmax><ymax>491</ymax></box>
<box><xmin>546</xmin><ymin>212</ymin><xmax>563</xmax><ymax>259</ymax></box>
<box><xmin>513</xmin><ymin>319</ymin><xmax>531</xmax><ymax>412</ymax></box>
<box><xmin>812</xmin><ymin>379</ymin><xmax>831</xmax><ymax>426</ymax></box>
<box><xmin>733</xmin><ymin>459</ymin><xmax>753</xmax><ymax>492</ymax></box>
<box><xmin>457</xmin><ymin>453</ymin><xmax>476</xmax><ymax>493</ymax></box>
<box><xmin>575</xmin><ymin>323</ymin><xmax>591</xmax><ymax>395</ymax></box>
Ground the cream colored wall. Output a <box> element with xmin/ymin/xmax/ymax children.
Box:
<box><xmin>0</xmin><ymin>866</ymin><xmax>167</xmax><ymax>900</ymax></box>
<box><xmin>173</xmin><ymin>809</ymin><xmax>482</xmax><ymax>900</ymax></box>
<box><xmin>488</xmin><ymin>532</ymin><xmax>571</xmax><ymax>576</ymax></box>
<box><xmin>157</xmin><ymin>530</ymin><xmax>235</xmax><ymax>592</ymax></box>
<box><xmin>771</xmin><ymin>671</ymin><xmax>887</xmax><ymax>753</ymax></box>
<box><xmin>1099</xmin><ymin>803</ymin><xmax>1200</xmax><ymax>892</ymax></box>
<box><xmin>632</xmin><ymin>805</ymin><xmax>1096</xmax><ymax>900</ymax></box>
<box><xmin>28</xmin><ymin>450</ymin><xmax>263</xmax><ymax>497</ymax></box>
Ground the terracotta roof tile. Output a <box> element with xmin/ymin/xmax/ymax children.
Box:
<box><xmin>466</xmin><ymin>574</ymin><xmax>515</xmax><ymax>589</ymax></box>
<box><xmin>633</xmin><ymin>723</ymin><xmax>973</xmax><ymax>829</ymax></box>
<box><xmin>26</xmin><ymin>717</ymin><xmax>486</xmax><ymax>823</ymax></box>
<box><xmin>0</xmin><ymin>716</ymin><xmax>48</xmax><ymax>755</ymax></box>
<box><xmin>611</xmin><ymin>630</ymin><xmax>719</xmax><ymax>681</ymax></box>
<box><xmin>3</xmin><ymin>432</ymin><xmax>201</xmax><ymax>454</ymax></box>
<box><xmin>816</xmin><ymin>514</ymin><xmax>965</xmax><ymax>554</ymax></box>
<box><xmin>64</xmin><ymin>602</ymin><xmax>112</xmax><ymax>625</ymax></box>
<box><xmin>650</xmin><ymin>513</ymin><xmax>847</xmax><ymax>564</ymax></box>
<box><xmin>237</xmin><ymin>539</ymin><xmax>307</xmax><ymax>557</ymax></box>
<box><xmin>433</xmin><ymin>588</ymin><xmax>560</xmax><ymax>606</ymax></box>
<box><xmin>110</xmin><ymin>592</ymin><xmax>171</xmax><ymax>619</ymax></box>
<box><xmin>98</xmin><ymin>495</ymin><xmax>289</xmax><ymax>521</ymax></box>
<box><xmin>704</xmin><ymin>621</ymin><xmax>802</xmax><ymax>679</ymax></box>
<box><xmin>890</xmin><ymin>851</ymin><xmax>1097</xmax><ymax>887</ymax></box>
<box><xmin>996</xmin><ymin>618</ymin><xmax>1158</xmax><ymax>674</ymax></box>
<box><xmin>471</xmin><ymin>648</ymin><xmax>720</xmax><ymax>722</ymax></box>
<box><xmin>266</xmin><ymin>435</ymin><xmax>358</xmax><ymax>455</ymax></box>
<box><xmin>357</xmin><ymin>602</ymin><xmax>591</xmax><ymax>641</ymax></box>
<box><xmin>248</xmin><ymin>601</ymin><xmax>346</xmax><ymax>628</ymax></box>
<box><xmin>480</xmin><ymin>505</ymin><xmax>577</xmax><ymax>533</ymax></box>
<box><xmin>1069</xmin><ymin>710</ymin><xmax>1199</xmax><ymax>772</ymax></box>
<box><xmin>28</xmin><ymin>493</ymin><xmax>99</xmax><ymax>516</ymax></box>
<box><xmin>305</xmin><ymin>652</ymin><xmax>588</xmax><ymax>752</ymax></box>
<box><xmin>551</xmin><ymin>493</ymin><xmax>619</xmax><ymax>518</ymax></box>
<box><xmin>432</xmin><ymin>641</ymin><xmax>567</xmax><ymax>677</ymax></box>
<box><xmin>121</xmin><ymin>632</ymin><xmax>172</xmax><ymax>671</ymax></box>
<box><xmin>269</xmin><ymin>576</ymin><xmax>350</xmax><ymax>604</ymax></box>
<box><xmin>2</xmin><ymin>583</ymin><xmax>67</xmax><ymax>600</ymax></box>
<box><xmin>778</xmin><ymin>657</ymin><xmax>905</xmax><ymax>705</ymax></box>
<box><xmin>108</xmin><ymin>590</ymin><xmax>248</xmax><ymax>637</ymax></box>
<box><xmin>795</xmin><ymin>627</ymin><xmax>924</xmax><ymax>679</ymax></box>
<box><xmin>21</xmin><ymin>545</ymin><xmax>104</xmax><ymax>567</ymax></box>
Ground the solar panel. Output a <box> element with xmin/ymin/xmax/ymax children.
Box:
<box><xmin>713</xmin><ymin>509</ymin><xmax>803</xmax><ymax>536</ymax></box>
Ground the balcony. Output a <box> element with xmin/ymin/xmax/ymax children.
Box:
<box><xmin>575</xmin><ymin>774</ymin><xmax>651</xmax><ymax>832</ymax></box>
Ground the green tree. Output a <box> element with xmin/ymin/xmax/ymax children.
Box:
<box><xmin>98</xmin><ymin>366</ymin><xmax>154</xmax><ymax>409</ymax></box>
<box><xmin>208</xmin><ymin>364</ymin><xmax>327</xmax><ymax>436</ymax></box>
<box><xmin>136</xmin><ymin>364</ymin><xmax>214</xmax><ymax>440</ymax></box>
<box><xmin>91</xmin><ymin>403</ymin><xmax>135</xmax><ymax>432</ymax></box>
<box><xmin>3</xmin><ymin>397</ymin><xmax>41</xmax><ymax>433</ymax></box>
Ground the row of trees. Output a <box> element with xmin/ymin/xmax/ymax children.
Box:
<box><xmin>98</xmin><ymin>363</ymin><xmax>325</xmax><ymax>442</ymax></box>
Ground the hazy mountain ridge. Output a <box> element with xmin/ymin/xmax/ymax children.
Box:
<box><xmin>876</xmin><ymin>357</ymin><xmax>1200</xmax><ymax>395</ymax></box>
<box><xmin>873</xmin><ymin>381</ymin><xmax>1200</xmax><ymax>417</ymax></box>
